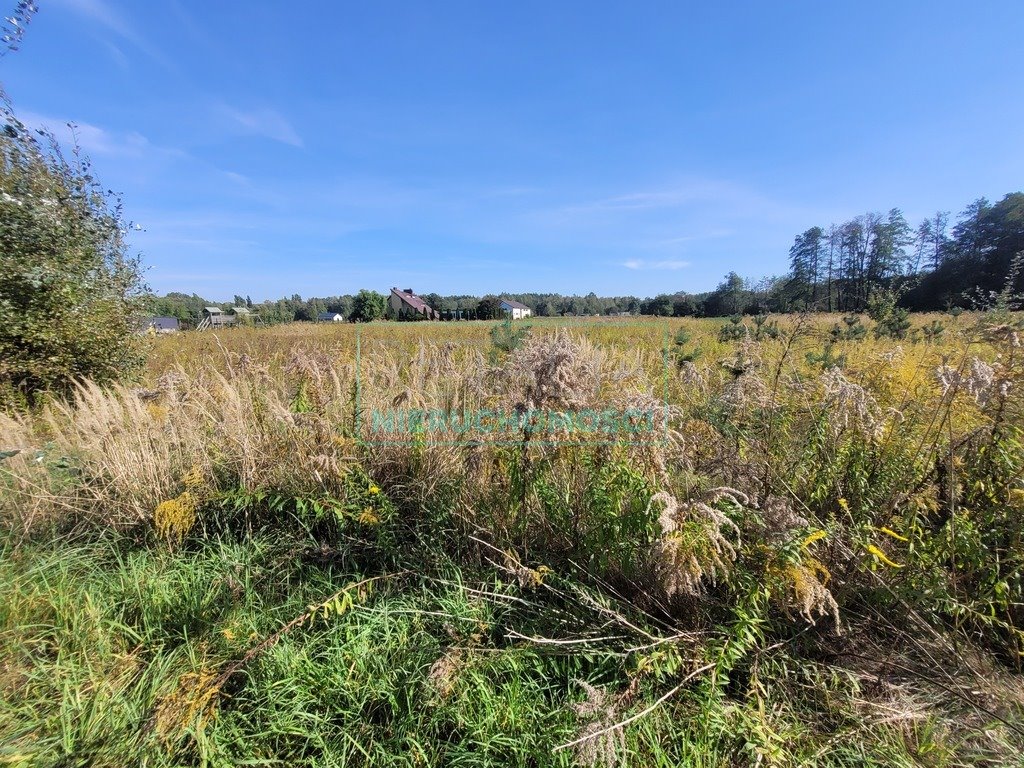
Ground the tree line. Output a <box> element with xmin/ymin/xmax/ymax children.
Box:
<box><xmin>146</xmin><ymin>190</ymin><xmax>1024</xmax><ymax>326</ymax></box>
<box><xmin>145</xmin><ymin>290</ymin><xmax>653</xmax><ymax>325</ymax></box>
<box><xmin>783</xmin><ymin>192</ymin><xmax>1024</xmax><ymax>313</ymax></box>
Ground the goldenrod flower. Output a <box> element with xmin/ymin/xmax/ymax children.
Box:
<box><xmin>877</xmin><ymin>526</ymin><xmax>908</xmax><ymax>542</ymax></box>
<box><xmin>154</xmin><ymin>493</ymin><xmax>197</xmax><ymax>546</ymax></box>
<box><xmin>802</xmin><ymin>529</ymin><xmax>827</xmax><ymax>549</ymax></box>
<box><xmin>358</xmin><ymin>508</ymin><xmax>380</xmax><ymax>526</ymax></box>
<box><xmin>866</xmin><ymin>544</ymin><xmax>904</xmax><ymax>568</ymax></box>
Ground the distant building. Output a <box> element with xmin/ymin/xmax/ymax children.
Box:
<box><xmin>499</xmin><ymin>298</ymin><xmax>532</xmax><ymax>319</ymax></box>
<box><xmin>193</xmin><ymin>306</ymin><xmax>258</xmax><ymax>331</ymax></box>
<box><xmin>195</xmin><ymin>306</ymin><xmax>235</xmax><ymax>330</ymax></box>
<box><xmin>317</xmin><ymin>311</ymin><xmax>344</xmax><ymax>322</ymax></box>
<box><xmin>206</xmin><ymin>306</ymin><xmax>235</xmax><ymax>327</ymax></box>
<box><xmin>143</xmin><ymin>316</ymin><xmax>179</xmax><ymax>333</ymax></box>
<box><xmin>389</xmin><ymin>287</ymin><xmax>440</xmax><ymax>320</ymax></box>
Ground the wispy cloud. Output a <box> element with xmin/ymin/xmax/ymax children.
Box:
<box><xmin>216</xmin><ymin>104</ymin><xmax>303</xmax><ymax>148</ymax></box>
<box><xmin>221</xmin><ymin>170</ymin><xmax>250</xmax><ymax>185</ymax></box>
<box><xmin>622</xmin><ymin>259</ymin><xmax>691</xmax><ymax>270</ymax></box>
<box><xmin>52</xmin><ymin>0</ymin><xmax>173</xmax><ymax>70</ymax></box>
<box><xmin>16</xmin><ymin>110</ymin><xmax>154</xmax><ymax>157</ymax></box>
<box><xmin>102</xmin><ymin>40</ymin><xmax>130</xmax><ymax>70</ymax></box>
<box><xmin>548</xmin><ymin>178</ymin><xmax>805</xmax><ymax>222</ymax></box>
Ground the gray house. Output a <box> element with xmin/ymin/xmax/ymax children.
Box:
<box><xmin>144</xmin><ymin>316</ymin><xmax>180</xmax><ymax>333</ymax></box>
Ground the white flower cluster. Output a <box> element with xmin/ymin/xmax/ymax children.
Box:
<box><xmin>820</xmin><ymin>367</ymin><xmax>884</xmax><ymax>439</ymax></box>
<box><xmin>936</xmin><ymin>357</ymin><xmax>1011</xmax><ymax>407</ymax></box>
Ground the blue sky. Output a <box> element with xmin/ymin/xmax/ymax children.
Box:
<box><xmin>4</xmin><ymin>1</ymin><xmax>1024</xmax><ymax>300</ymax></box>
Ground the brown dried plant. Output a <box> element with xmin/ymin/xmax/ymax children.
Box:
<box><xmin>569</xmin><ymin>680</ymin><xmax>626</xmax><ymax>768</ymax></box>
<box><xmin>649</xmin><ymin>488</ymin><xmax>744</xmax><ymax>598</ymax></box>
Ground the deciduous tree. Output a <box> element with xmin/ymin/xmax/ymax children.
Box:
<box><xmin>0</xmin><ymin>97</ymin><xmax>146</xmax><ymax>405</ymax></box>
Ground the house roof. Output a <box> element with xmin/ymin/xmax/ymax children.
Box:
<box><xmin>390</xmin><ymin>287</ymin><xmax>439</xmax><ymax>317</ymax></box>
<box><xmin>499</xmin><ymin>298</ymin><xmax>531</xmax><ymax>310</ymax></box>
<box><xmin>204</xmin><ymin>306</ymin><xmax>222</xmax><ymax>314</ymax></box>
<box><xmin>232</xmin><ymin>306</ymin><xmax>250</xmax><ymax>314</ymax></box>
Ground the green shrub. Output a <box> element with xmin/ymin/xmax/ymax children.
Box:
<box><xmin>0</xmin><ymin>97</ymin><xmax>146</xmax><ymax>406</ymax></box>
<box><xmin>489</xmin><ymin>317</ymin><xmax>531</xmax><ymax>360</ymax></box>
<box><xmin>350</xmin><ymin>289</ymin><xmax>387</xmax><ymax>322</ymax></box>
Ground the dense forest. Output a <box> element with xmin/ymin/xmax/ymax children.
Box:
<box><xmin>147</xmin><ymin>191</ymin><xmax>1024</xmax><ymax>325</ymax></box>
<box><xmin>783</xmin><ymin>192</ymin><xmax>1024</xmax><ymax>313</ymax></box>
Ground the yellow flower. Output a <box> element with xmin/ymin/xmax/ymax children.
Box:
<box><xmin>181</xmin><ymin>465</ymin><xmax>205</xmax><ymax>491</ymax></box>
<box><xmin>866</xmin><ymin>544</ymin><xmax>904</xmax><ymax>568</ymax></box>
<box><xmin>533</xmin><ymin>565</ymin><xmax>552</xmax><ymax>585</ymax></box>
<box><xmin>801</xmin><ymin>529</ymin><xmax>827</xmax><ymax>549</ymax></box>
<box><xmin>358</xmin><ymin>508</ymin><xmax>380</xmax><ymax>526</ymax></box>
<box><xmin>368</xmin><ymin>485</ymin><xmax>380</xmax><ymax>495</ymax></box>
<box><xmin>154</xmin><ymin>492</ymin><xmax>197</xmax><ymax>546</ymax></box>
<box><xmin>877</xmin><ymin>526</ymin><xmax>909</xmax><ymax>542</ymax></box>
<box><xmin>146</xmin><ymin>402</ymin><xmax>169</xmax><ymax>423</ymax></box>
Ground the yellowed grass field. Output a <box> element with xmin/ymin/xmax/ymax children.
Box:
<box><xmin>3</xmin><ymin>311</ymin><xmax>1023</xmax><ymax>765</ymax></box>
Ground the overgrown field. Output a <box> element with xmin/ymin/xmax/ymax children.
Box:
<box><xmin>2</xmin><ymin>313</ymin><xmax>1024</xmax><ymax>766</ymax></box>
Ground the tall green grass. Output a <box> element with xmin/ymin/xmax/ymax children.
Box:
<box><xmin>3</xmin><ymin>314</ymin><xmax>1024</xmax><ymax>766</ymax></box>
<box><xmin>2</xmin><ymin>516</ymin><xmax>1017</xmax><ymax>766</ymax></box>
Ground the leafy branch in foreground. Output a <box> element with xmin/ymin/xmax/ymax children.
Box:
<box><xmin>0</xmin><ymin>92</ymin><xmax>147</xmax><ymax>408</ymax></box>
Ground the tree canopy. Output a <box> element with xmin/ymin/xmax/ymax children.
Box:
<box><xmin>0</xmin><ymin>96</ymin><xmax>146</xmax><ymax>406</ymax></box>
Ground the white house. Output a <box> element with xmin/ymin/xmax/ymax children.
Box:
<box><xmin>499</xmin><ymin>298</ymin><xmax>532</xmax><ymax>319</ymax></box>
<box><xmin>317</xmin><ymin>312</ymin><xmax>344</xmax><ymax>322</ymax></box>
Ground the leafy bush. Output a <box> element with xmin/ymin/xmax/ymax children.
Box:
<box><xmin>489</xmin><ymin>317</ymin><xmax>531</xmax><ymax>360</ymax></box>
<box><xmin>867</xmin><ymin>288</ymin><xmax>911</xmax><ymax>339</ymax></box>
<box><xmin>0</xmin><ymin>97</ymin><xmax>145</xmax><ymax>407</ymax></box>
<box><xmin>350</xmin><ymin>289</ymin><xmax>386</xmax><ymax>322</ymax></box>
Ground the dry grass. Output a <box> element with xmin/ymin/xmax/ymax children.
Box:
<box><xmin>2</xmin><ymin>312</ymin><xmax>1023</xmax><ymax>765</ymax></box>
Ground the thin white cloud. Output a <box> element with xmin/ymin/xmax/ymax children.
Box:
<box><xmin>52</xmin><ymin>0</ymin><xmax>173</xmax><ymax>70</ymax></box>
<box><xmin>55</xmin><ymin>0</ymin><xmax>135</xmax><ymax>38</ymax></box>
<box><xmin>102</xmin><ymin>40</ymin><xmax>130</xmax><ymax>70</ymax></box>
<box><xmin>560</xmin><ymin>180</ymin><xmax>745</xmax><ymax>215</ymax></box>
<box><xmin>622</xmin><ymin>259</ymin><xmax>691</xmax><ymax>271</ymax></box>
<box><xmin>654</xmin><ymin>229</ymin><xmax>733</xmax><ymax>246</ymax></box>
<box><xmin>16</xmin><ymin>110</ymin><xmax>149</xmax><ymax>156</ymax></box>
<box><xmin>216</xmin><ymin>104</ymin><xmax>303</xmax><ymax>148</ymax></box>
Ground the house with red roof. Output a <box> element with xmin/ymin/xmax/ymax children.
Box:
<box><xmin>389</xmin><ymin>287</ymin><xmax>440</xmax><ymax>320</ymax></box>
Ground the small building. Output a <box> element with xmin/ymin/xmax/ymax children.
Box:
<box><xmin>499</xmin><ymin>298</ymin><xmax>532</xmax><ymax>320</ymax></box>
<box><xmin>207</xmin><ymin>307</ymin><xmax>235</xmax><ymax>327</ymax></box>
<box><xmin>317</xmin><ymin>311</ymin><xmax>344</xmax><ymax>322</ymax></box>
<box><xmin>143</xmin><ymin>316</ymin><xmax>179</xmax><ymax>333</ymax></box>
<box><xmin>389</xmin><ymin>287</ymin><xmax>440</xmax><ymax>320</ymax></box>
<box><xmin>200</xmin><ymin>306</ymin><xmax>236</xmax><ymax>329</ymax></box>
